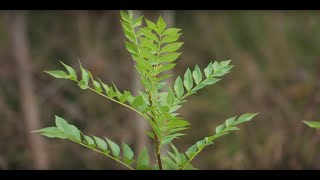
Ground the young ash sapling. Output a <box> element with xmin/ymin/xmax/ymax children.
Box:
<box><xmin>34</xmin><ymin>10</ymin><xmax>258</xmax><ymax>170</ymax></box>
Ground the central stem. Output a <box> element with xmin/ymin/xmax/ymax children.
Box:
<box><xmin>148</xmin><ymin>92</ymin><xmax>163</xmax><ymax>170</ymax></box>
<box><xmin>154</xmin><ymin>133</ymin><xmax>163</xmax><ymax>170</ymax></box>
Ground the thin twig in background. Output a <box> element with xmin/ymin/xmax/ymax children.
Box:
<box><xmin>6</xmin><ymin>10</ymin><xmax>49</xmax><ymax>169</ymax></box>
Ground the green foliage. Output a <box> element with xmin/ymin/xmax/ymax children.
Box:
<box><xmin>136</xmin><ymin>147</ymin><xmax>150</xmax><ymax>170</ymax></box>
<box><xmin>303</xmin><ymin>121</ymin><xmax>320</xmax><ymax>129</ymax></box>
<box><xmin>35</xmin><ymin>10</ymin><xmax>258</xmax><ymax>170</ymax></box>
<box><xmin>34</xmin><ymin>116</ymin><xmax>135</xmax><ymax>170</ymax></box>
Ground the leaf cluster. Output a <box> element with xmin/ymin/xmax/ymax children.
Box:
<box><xmin>36</xmin><ymin>10</ymin><xmax>258</xmax><ymax>170</ymax></box>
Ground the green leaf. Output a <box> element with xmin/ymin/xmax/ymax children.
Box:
<box><xmin>125</xmin><ymin>41</ymin><xmax>139</xmax><ymax>56</ymax></box>
<box><xmin>167</xmin><ymin>151</ymin><xmax>179</xmax><ymax>164</ymax></box>
<box><xmin>145</xmin><ymin>19</ymin><xmax>159</xmax><ymax>33</ymax></box>
<box><xmin>179</xmin><ymin>153</ymin><xmax>189</xmax><ymax>164</ymax></box>
<box><xmin>166</xmin><ymin>132</ymin><xmax>187</xmax><ymax>139</ymax></box>
<box><xmin>212</xmin><ymin>68</ymin><xmax>232</xmax><ymax>77</ymax></box>
<box><xmin>207</xmin><ymin>132</ymin><xmax>230</xmax><ymax>142</ymax></box>
<box><xmin>157</xmin><ymin>16</ymin><xmax>166</xmax><ymax>34</ymax></box>
<box><xmin>184</xmin><ymin>164</ymin><xmax>198</xmax><ymax>170</ymax></box>
<box><xmin>77</xmin><ymin>80</ymin><xmax>89</xmax><ymax>90</ymax></box>
<box><xmin>133</xmin><ymin>16</ymin><xmax>143</xmax><ymax>27</ymax></box>
<box><xmin>234</xmin><ymin>113</ymin><xmax>258</xmax><ymax>125</ymax></box>
<box><xmin>92</xmin><ymin>80</ymin><xmax>102</xmax><ymax>93</ymax></box>
<box><xmin>169</xmin><ymin>104</ymin><xmax>182</xmax><ymax>113</ymax></box>
<box><xmin>156</xmin><ymin>82</ymin><xmax>167</xmax><ymax>91</ymax></box>
<box><xmin>192</xmin><ymin>65</ymin><xmax>202</xmax><ymax>85</ymax></box>
<box><xmin>140</xmin><ymin>46</ymin><xmax>156</xmax><ymax>62</ymax></box>
<box><xmin>112</xmin><ymin>83</ymin><xmax>122</xmax><ymax>99</ymax></box>
<box><xmin>159</xmin><ymin>53</ymin><xmax>181</xmax><ymax>63</ymax></box>
<box><xmin>167</xmin><ymin>88</ymin><xmax>175</xmax><ymax>105</ymax></box>
<box><xmin>146</xmin><ymin>131</ymin><xmax>154</xmax><ymax>139</ymax></box>
<box><xmin>106</xmin><ymin>87</ymin><xmax>116</xmax><ymax>98</ymax></box>
<box><xmin>156</xmin><ymin>63</ymin><xmax>176</xmax><ymax>74</ymax></box>
<box><xmin>79</xmin><ymin>61</ymin><xmax>89</xmax><ymax>86</ymax></box>
<box><xmin>54</xmin><ymin>116</ymin><xmax>81</xmax><ymax>141</ymax></box>
<box><xmin>161</xmin><ymin>33</ymin><xmax>181</xmax><ymax>43</ymax></box>
<box><xmin>93</xmin><ymin>136</ymin><xmax>109</xmax><ymax>153</ymax></box>
<box><xmin>204</xmin><ymin>62</ymin><xmax>213</xmax><ymax>78</ymax></box>
<box><xmin>55</xmin><ymin>115</ymin><xmax>70</xmax><ymax>135</ymax></box>
<box><xmin>119</xmin><ymin>91</ymin><xmax>131</xmax><ymax>103</ymax></box>
<box><xmin>128</xmin><ymin>10</ymin><xmax>133</xmax><ymax>18</ymax></box>
<box><xmin>120</xmin><ymin>20</ymin><xmax>132</xmax><ymax>33</ymax></box>
<box><xmin>136</xmin><ymin>58</ymin><xmax>154</xmax><ymax>73</ymax></box>
<box><xmin>205</xmin><ymin>137</ymin><xmax>214</xmax><ymax>145</ymax></box>
<box><xmin>167</xmin><ymin>119</ymin><xmax>189</xmax><ymax>128</ymax></box>
<box><xmin>98</xmin><ymin>79</ymin><xmax>110</xmax><ymax>93</ymax></box>
<box><xmin>136</xmin><ymin>147</ymin><xmax>149</xmax><ymax>170</ymax></box>
<box><xmin>225</xmin><ymin>116</ymin><xmax>237</xmax><ymax>127</ymax></box>
<box><xmin>196</xmin><ymin>139</ymin><xmax>206</xmax><ymax>149</ymax></box>
<box><xmin>141</xmin><ymin>28</ymin><xmax>159</xmax><ymax>42</ymax></box>
<box><xmin>170</xmin><ymin>143</ymin><xmax>179</xmax><ymax>156</ymax></box>
<box><xmin>212</xmin><ymin>61</ymin><xmax>219</xmax><ymax>71</ymax></box>
<box><xmin>161</xmin><ymin>137</ymin><xmax>175</xmax><ymax>146</ymax></box>
<box><xmin>215</xmin><ymin>124</ymin><xmax>225</xmax><ymax>134</ymax></box>
<box><xmin>44</xmin><ymin>70</ymin><xmax>68</xmax><ymax>79</ymax></box>
<box><xmin>123</xmin><ymin>29</ymin><xmax>136</xmax><ymax>44</ymax></box>
<box><xmin>303</xmin><ymin>121</ymin><xmax>320</xmax><ymax>129</ymax></box>
<box><xmin>183</xmin><ymin>68</ymin><xmax>193</xmax><ymax>91</ymax></box>
<box><xmin>174</xmin><ymin>76</ymin><xmax>184</xmax><ymax>98</ymax></box>
<box><xmin>162</xmin><ymin>156</ymin><xmax>179</xmax><ymax>170</ymax></box>
<box><xmin>105</xmin><ymin>138</ymin><xmax>120</xmax><ymax>158</ymax></box>
<box><xmin>120</xmin><ymin>11</ymin><xmax>131</xmax><ymax>23</ymax></box>
<box><xmin>122</xmin><ymin>143</ymin><xmax>134</xmax><ymax>160</ymax></box>
<box><xmin>152</xmin><ymin>165</ymin><xmax>160</xmax><ymax>170</ymax></box>
<box><xmin>126</xmin><ymin>94</ymin><xmax>135</xmax><ymax>104</ymax></box>
<box><xmin>131</xmin><ymin>95</ymin><xmax>144</xmax><ymax>109</ymax></box>
<box><xmin>191</xmin><ymin>78</ymin><xmax>220</xmax><ymax>92</ymax></box>
<box><xmin>83</xmin><ymin>135</ymin><xmax>95</xmax><ymax>147</ymax></box>
<box><xmin>163</xmin><ymin>28</ymin><xmax>181</xmax><ymax>36</ymax></box>
<box><xmin>185</xmin><ymin>145</ymin><xmax>197</xmax><ymax>159</ymax></box>
<box><xmin>68</xmin><ymin>125</ymin><xmax>81</xmax><ymax>142</ymax></box>
<box><xmin>220</xmin><ymin>60</ymin><xmax>232</xmax><ymax>66</ymax></box>
<box><xmin>202</xmin><ymin>78</ymin><xmax>220</xmax><ymax>85</ymax></box>
<box><xmin>224</xmin><ymin>126</ymin><xmax>240</xmax><ymax>132</ymax></box>
<box><xmin>140</xmin><ymin>38</ymin><xmax>158</xmax><ymax>52</ymax></box>
<box><xmin>160</xmin><ymin>42</ymin><xmax>184</xmax><ymax>53</ymax></box>
<box><xmin>33</xmin><ymin>127</ymin><xmax>67</xmax><ymax>139</ymax></box>
<box><xmin>157</xmin><ymin>74</ymin><xmax>173</xmax><ymax>82</ymax></box>
<box><xmin>59</xmin><ymin>61</ymin><xmax>77</xmax><ymax>81</ymax></box>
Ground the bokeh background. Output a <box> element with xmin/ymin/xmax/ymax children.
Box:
<box><xmin>1</xmin><ymin>10</ymin><xmax>320</xmax><ymax>170</ymax></box>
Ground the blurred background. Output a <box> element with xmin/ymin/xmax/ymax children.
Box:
<box><xmin>0</xmin><ymin>10</ymin><xmax>320</xmax><ymax>170</ymax></box>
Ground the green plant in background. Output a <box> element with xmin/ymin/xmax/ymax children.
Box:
<box><xmin>303</xmin><ymin>121</ymin><xmax>320</xmax><ymax>129</ymax></box>
<box><xmin>34</xmin><ymin>10</ymin><xmax>258</xmax><ymax>170</ymax></box>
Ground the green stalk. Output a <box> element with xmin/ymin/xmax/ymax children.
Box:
<box><xmin>69</xmin><ymin>138</ymin><xmax>134</xmax><ymax>170</ymax></box>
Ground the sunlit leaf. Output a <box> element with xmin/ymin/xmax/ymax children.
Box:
<box><xmin>192</xmin><ymin>65</ymin><xmax>202</xmax><ymax>85</ymax></box>
<box><xmin>303</xmin><ymin>121</ymin><xmax>320</xmax><ymax>129</ymax></box>
<box><xmin>59</xmin><ymin>61</ymin><xmax>77</xmax><ymax>81</ymax></box>
<box><xmin>44</xmin><ymin>70</ymin><xmax>68</xmax><ymax>79</ymax></box>
<box><xmin>93</xmin><ymin>136</ymin><xmax>109</xmax><ymax>153</ymax></box>
<box><xmin>174</xmin><ymin>76</ymin><xmax>184</xmax><ymax>98</ymax></box>
<box><xmin>160</xmin><ymin>42</ymin><xmax>183</xmax><ymax>53</ymax></box>
<box><xmin>33</xmin><ymin>127</ymin><xmax>67</xmax><ymax>139</ymax></box>
<box><xmin>136</xmin><ymin>147</ymin><xmax>149</xmax><ymax>170</ymax></box>
<box><xmin>234</xmin><ymin>113</ymin><xmax>258</xmax><ymax>125</ymax></box>
<box><xmin>183</xmin><ymin>68</ymin><xmax>193</xmax><ymax>91</ymax></box>
<box><xmin>105</xmin><ymin>138</ymin><xmax>120</xmax><ymax>158</ymax></box>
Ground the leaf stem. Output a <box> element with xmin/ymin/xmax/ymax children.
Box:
<box><xmin>180</xmin><ymin>145</ymin><xmax>205</xmax><ymax>170</ymax></box>
<box><xmin>69</xmin><ymin>138</ymin><xmax>134</xmax><ymax>170</ymax></box>
<box><xmin>86</xmin><ymin>86</ymin><xmax>149</xmax><ymax>121</ymax></box>
<box><xmin>148</xmin><ymin>92</ymin><xmax>163</xmax><ymax>170</ymax></box>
